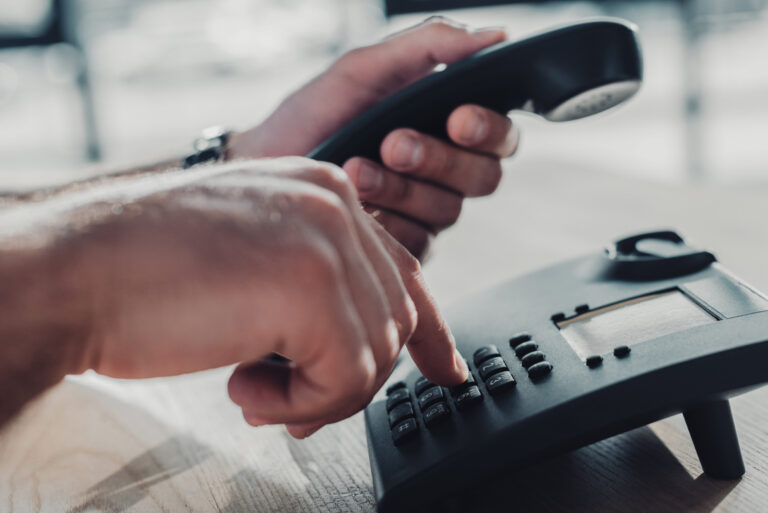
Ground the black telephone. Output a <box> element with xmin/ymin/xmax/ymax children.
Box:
<box><xmin>367</xmin><ymin>231</ymin><xmax>768</xmax><ymax>512</ymax></box>
<box><xmin>308</xmin><ymin>19</ymin><xmax>643</xmax><ymax>166</ymax></box>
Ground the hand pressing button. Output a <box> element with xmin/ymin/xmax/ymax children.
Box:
<box><xmin>450</xmin><ymin>372</ymin><xmax>477</xmax><ymax>395</ymax></box>
<box><xmin>455</xmin><ymin>386</ymin><xmax>483</xmax><ymax>410</ymax></box>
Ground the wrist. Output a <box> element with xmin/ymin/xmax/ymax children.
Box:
<box><xmin>0</xmin><ymin>238</ymin><xmax>95</xmax><ymax>377</ymax></box>
<box><xmin>226</xmin><ymin>128</ymin><xmax>259</xmax><ymax>161</ymax></box>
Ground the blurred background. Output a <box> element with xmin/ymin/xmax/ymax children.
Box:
<box><xmin>1</xmin><ymin>0</ymin><xmax>767</xmax><ymax>191</ymax></box>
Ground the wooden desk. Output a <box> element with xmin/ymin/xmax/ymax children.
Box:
<box><xmin>2</xmin><ymin>162</ymin><xmax>768</xmax><ymax>512</ymax></box>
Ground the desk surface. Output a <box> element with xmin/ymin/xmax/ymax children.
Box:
<box><xmin>2</xmin><ymin>161</ymin><xmax>768</xmax><ymax>513</ymax></box>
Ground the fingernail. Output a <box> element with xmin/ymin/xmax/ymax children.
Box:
<box><xmin>471</xmin><ymin>27</ymin><xmax>508</xmax><ymax>43</ymax></box>
<box><xmin>391</xmin><ymin>134</ymin><xmax>422</xmax><ymax>169</ymax></box>
<box><xmin>453</xmin><ymin>349</ymin><xmax>469</xmax><ymax>381</ymax></box>
<box><xmin>353</xmin><ymin>161</ymin><xmax>382</xmax><ymax>193</ymax></box>
<box><xmin>473</xmin><ymin>26</ymin><xmax>507</xmax><ymax>34</ymax></box>
<box><xmin>463</xmin><ymin>110</ymin><xmax>487</xmax><ymax>143</ymax></box>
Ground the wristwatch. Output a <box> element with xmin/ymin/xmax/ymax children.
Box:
<box><xmin>182</xmin><ymin>126</ymin><xmax>232</xmax><ymax>168</ymax></box>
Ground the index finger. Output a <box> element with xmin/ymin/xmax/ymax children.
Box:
<box><xmin>364</xmin><ymin>215</ymin><xmax>468</xmax><ymax>385</ymax></box>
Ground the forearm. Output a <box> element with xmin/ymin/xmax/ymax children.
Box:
<box><xmin>0</xmin><ymin>240</ymin><xmax>92</xmax><ymax>427</ymax></box>
<box><xmin>0</xmin><ymin>156</ymin><xmax>184</xmax><ymax>208</ymax></box>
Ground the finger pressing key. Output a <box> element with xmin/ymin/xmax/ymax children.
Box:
<box><xmin>364</xmin><ymin>215</ymin><xmax>468</xmax><ymax>386</ymax></box>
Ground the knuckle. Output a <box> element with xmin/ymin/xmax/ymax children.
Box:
<box><xmin>425</xmin><ymin>16</ymin><xmax>466</xmax><ymax>35</ymax></box>
<box><xmin>299</xmin><ymin>188</ymin><xmax>353</xmax><ymax>232</ymax></box>
<box><xmin>399</xmin><ymin>248</ymin><xmax>423</xmax><ymax>280</ymax></box>
<box><xmin>291</xmin><ymin>237</ymin><xmax>344</xmax><ymax>287</ymax></box>
<box><xmin>400</xmin><ymin>298</ymin><xmax>418</xmax><ymax>342</ymax></box>
<box><xmin>305</xmin><ymin>163</ymin><xmax>356</xmax><ymax>201</ymax></box>
<box><xmin>347</xmin><ymin>354</ymin><xmax>377</xmax><ymax>395</ymax></box>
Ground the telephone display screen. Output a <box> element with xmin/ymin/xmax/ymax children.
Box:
<box><xmin>557</xmin><ymin>290</ymin><xmax>717</xmax><ymax>360</ymax></box>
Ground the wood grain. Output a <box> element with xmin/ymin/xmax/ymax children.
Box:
<box><xmin>2</xmin><ymin>162</ymin><xmax>768</xmax><ymax>512</ymax></box>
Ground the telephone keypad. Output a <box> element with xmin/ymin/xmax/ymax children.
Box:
<box><xmin>473</xmin><ymin>345</ymin><xmax>501</xmax><ymax>365</ymax></box>
<box><xmin>391</xmin><ymin>417</ymin><xmax>419</xmax><ymax>445</ymax></box>
<box><xmin>423</xmin><ymin>402</ymin><xmax>451</xmax><ymax>426</ymax></box>
<box><xmin>454</xmin><ymin>386</ymin><xmax>483</xmax><ymax>409</ymax></box>
<box><xmin>418</xmin><ymin>387</ymin><xmax>445</xmax><ymax>410</ymax></box>
<box><xmin>386</xmin><ymin>388</ymin><xmax>411</xmax><ymax>411</ymax></box>
<box><xmin>389</xmin><ymin>402</ymin><xmax>414</xmax><ymax>427</ymax></box>
<box><xmin>386</xmin><ymin>381</ymin><xmax>406</xmax><ymax>395</ymax></box>
<box><xmin>478</xmin><ymin>357</ymin><xmax>508</xmax><ymax>380</ymax></box>
<box><xmin>450</xmin><ymin>372</ymin><xmax>477</xmax><ymax>394</ymax></box>
<box><xmin>415</xmin><ymin>377</ymin><xmax>435</xmax><ymax>396</ymax></box>
<box><xmin>486</xmin><ymin>371</ymin><xmax>516</xmax><ymax>394</ymax></box>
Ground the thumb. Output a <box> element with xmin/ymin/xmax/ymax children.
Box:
<box><xmin>338</xmin><ymin>18</ymin><xmax>507</xmax><ymax>97</ymax></box>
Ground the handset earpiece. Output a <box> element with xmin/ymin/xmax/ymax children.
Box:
<box><xmin>308</xmin><ymin>18</ymin><xmax>643</xmax><ymax>166</ymax></box>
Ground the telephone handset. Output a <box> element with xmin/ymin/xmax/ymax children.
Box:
<box><xmin>307</xmin><ymin>19</ymin><xmax>643</xmax><ymax>166</ymax></box>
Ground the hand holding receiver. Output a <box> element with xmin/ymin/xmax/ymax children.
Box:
<box><xmin>309</xmin><ymin>19</ymin><xmax>643</xmax><ymax>166</ymax></box>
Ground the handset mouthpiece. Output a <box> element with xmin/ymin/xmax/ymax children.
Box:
<box><xmin>543</xmin><ymin>80</ymin><xmax>642</xmax><ymax>121</ymax></box>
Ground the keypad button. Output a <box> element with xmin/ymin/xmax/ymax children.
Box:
<box><xmin>575</xmin><ymin>304</ymin><xmax>590</xmax><ymax>314</ymax></box>
<box><xmin>486</xmin><ymin>371</ymin><xmax>516</xmax><ymax>394</ymax></box>
<box><xmin>528</xmin><ymin>361</ymin><xmax>553</xmax><ymax>381</ymax></box>
<box><xmin>551</xmin><ymin>313</ymin><xmax>566</xmax><ymax>322</ymax></box>
<box><xmin>415</xmin><ymin>376</ymin><xmax>434</xmax><ymax>396</ymax></box>
<box><xmin>614</xmin><ymin>345</ymin><xmax>631</xmax><ymax>358</ymax></box>
<box><xmin>520</xmin><ymin>351</ymin><xmax>546</xmax><ymax>369</ymax></box>
<box><xmin>418</xmin><ymin>386</ymin><xmax>444</xmax><ymax>410</ymax></box>
<box><xmin>586</xmin><ymin>355</ymin><xmax>603</xmax><ymax>368</ymax></box>
<box><xmin>509</xmin><ymin>334</ymin><xmax>531</xmax><ymax>348</ymax></box>
<box><xmin>454</xmin><ymin>386</ymin><xmax>483</xmax><ymax>410</ymax></box>
<box><xmin>386</xmin><ymin>389</ymin><xmax>410</xmax><ymax>411</ymax></box>
<box><xmin>388</xmin><ymin>402</ymin><xmax>414</xmax><ymax>427</ymax></box>
<box><xmin>478</xmin><ymin>357</ymin><xmax>508</xmax><ymax>380</ymax></box>
<box><xmin>392</xmin><ymin>418</ymin><xmax>419</xmax><ymax>445</ymax></box>
<box><xmin>450</xmin><ymin>373</ymin><xmax>477</xmax><ymax>395</ymax></box>
<box><xmin>386</xmin><ymin>381</ymin><xmax>406</xmax><ymax>395</ymax></box>
<box><xmin>473</xmin><ymin>345</ymin><xmax>501</xmax><ymax>366</ymax></box>
<box><xmin>423</xmin><ymin>401</ymin><xmax>451</xmax><ymax>426</ymax></box>
<box><xmin>514</xmin><ymin>341</ymin><xmax>539</xmax><ymax>358</ymax></box>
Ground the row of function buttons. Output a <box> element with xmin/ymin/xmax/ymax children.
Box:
<box><xmin>585</xmin><ymin>345</ymin><xmax>632</xmax><ymax>368</ymax></box>
<box><xmin>385</xmin><ymin>361</ymin><xmax>516</xmax><ymax>445</ymax></box>
<box><xmin>474</xmin><ymin>334</ymin><xmax>554</xmax><ymax>382</ymax></box>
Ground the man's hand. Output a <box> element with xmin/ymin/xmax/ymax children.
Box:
<box><xmin>0</xmin><ymin>158</ymin><xmax>467</xmax><ymax>436</ymax></box>
<box><xmin>229</xmin><ymin>18</ymin><xmax>520</xmax><ymax>259</ymax></box>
